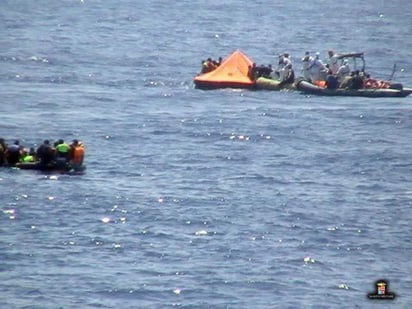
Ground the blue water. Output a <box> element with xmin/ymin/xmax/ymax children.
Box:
<box><xmin>1</xmin><ymin>1</ymin><xmax>412</xmax><ymax>308</ymax></box>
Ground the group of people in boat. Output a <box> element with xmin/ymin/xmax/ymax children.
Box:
<box><xmin>197</xmin><ymin>49</ymin><xmax>395</xmax><ymax>91</ymax></box>
<box><xmin>301</xmin><ymin>49</ymin><xmax>392</xmax><ymax>90</ymax></box>
<box><xmin>200</xmin><ymin>57</ymin><xmax>223</xmax><ymax>74</ymax></box>
<box><xmin>0</xmin><ymin>138</ymin><xmax>85</xmax><ymax>169</ymax></box>
<box><xmin>248</xmin><ymin>53</ymin><xmax>295</xmax><ymax>85</ymax></box>
<box><xmin>248</xmin><ymin>63</ymin><xmax>273</xmax><ymax>80</ymax></box>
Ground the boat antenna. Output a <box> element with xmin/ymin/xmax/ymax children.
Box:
<box><xmin>388</xmin><ymin>63</ymin><xmax>397</xmax><ymax>81</ymax></box>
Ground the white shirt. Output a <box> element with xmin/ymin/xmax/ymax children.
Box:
<box><xmin>301</xmin><ymin>56</ymin><xmax>312</xmax><ymax>80</ymax></box>
<box><xmin>329</xmin><ymin>54</ymin><xmax>339</xmax><ymax>74</ymax></box>
<box><xmin>309</xmin><ymin>58</ymin><xmax>326</xmax><ymax>73</ymax></box>
<box><xmin>278</xmin><ymin>56</ymin><xmax>292</xmax><ymax>71</ymax></box>
<box><xmin>337</xmin><ymin>63</ymin><xmax>350</xmax><ymax>78</ymax></box>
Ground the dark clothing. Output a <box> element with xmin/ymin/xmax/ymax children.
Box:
<box><xmin>248</xmin><ymin>65</ymin><xmax>258</xmax><ymax>80</ymax></box>
<box><xmin>6</xmin><ymin>144</ymin><xmax>20</xmax><ymax>166</ymax></box>
<box><xmin>279</xmin><ymin>69</ymin><xmax>295</xmax><ymax>85</ymax></box>
<box><xmin>256</xmin><ymin>65</ymin><xmax>273</xmax><ymax>78</ymax></box>
<box><xmin>0</xmin><ymin>144</ymin><xmax>6</xmax><ymax>166</ymax></box>
<box><xmin>36</xmin><ymin>144</ymin><xmax>54</xmax><ymax>165</ymax></box>
<box><xmin>326</xmin><ymin>75</ymin><xmax>339</xmax><ymax>89</ymax></box>
<box><xmin>349</xmin><ymin>75</ymin><xmax>364</xmax><ymax>89</ymax></box>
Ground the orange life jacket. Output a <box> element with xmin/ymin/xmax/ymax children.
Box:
<box><xmin>71</xmin><ymin>146</ymin><xmax>84</xmax><ymax>164</ymax></box>
<box><xmin>314</xmin><ymin>80</ymin><xmax>326</xmax><ymax>88</ymax></box>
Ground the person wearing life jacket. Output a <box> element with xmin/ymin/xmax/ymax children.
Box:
<box><xmin>21</xmin><ymin>147</ymin><xmax>36</xmax><ymax>162</ymax></box>
<box><xmin>55</xmin><ymin>139</ymin><xmax>70</xmax><ymax>160</ymax></box>
<box><xmin>201</xmin><ymin>58</ymin><xmax>216</xmax><ymax>74</ymax></box>
<box><xmin>200</xmin><ymin>60</ymin><xmax>208</xmax><ymax>74</ymax></box>
<box><xmin>70</xmin><ymin>139</ymin><xmax>84</xmax><ymax>167</ymax></box>
<box><xmin>364</xmin><ymin>74</ymin><xmax>379</xmax><ymax>88</ymax></box>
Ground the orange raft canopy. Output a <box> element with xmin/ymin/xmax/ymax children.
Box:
<box><xmin>194</xmin><ymin>50</ymin><xmax>255</xmax><ymax>89</ymax></box>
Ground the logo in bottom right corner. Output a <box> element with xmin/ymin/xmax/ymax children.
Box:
<box><xmin>367</xmin><ymin>279</ymin><xmax>396</xmax><ymax>300</ymax></box>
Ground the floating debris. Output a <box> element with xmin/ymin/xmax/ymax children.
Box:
<box><xmin>303</xmin><ymin>256</ymin><xmax>315</xmax><ymax>264</ymax></box>
<box><xmin>195</xmin><ymin>230</ymin><xmax>208</xmax><ymax>236</ymax></box>
<box><xmin>101</xmin><ymin>217</ymin><xmax>111</xmax><ymax>223</ymax></box>
<box><xmin>173</xmin><ymin>288</ymin><xmax>181</xmax><ymax>295</ymax></box>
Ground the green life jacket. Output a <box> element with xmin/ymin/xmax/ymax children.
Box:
<box><xmin>56</xmin><ymin>143</ymin><xmax>70</xmax><ymax>153</ymax></box>
<box><xmin>23</xmin><ymin>155</ymin><xmax>35</xmax><ymax>162</ymax></box>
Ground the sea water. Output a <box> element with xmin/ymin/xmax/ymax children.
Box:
<box><xmin>1</xmin><ymin>1</ymin><xmax>412</xmax><ymax>308</ymax></box>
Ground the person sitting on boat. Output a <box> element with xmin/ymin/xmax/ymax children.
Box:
<box><xmin>256</xmin><ymin>64</ymin><xmax>273</xmax><ymax>78</ymax></box>
<box><xmin>363</xmin><ymin>74</ymin><xmax>391</xmax><ymax>89</ymax></box>
<box><xmin>55</xmin><ymin>139</ymin><xmax>71</xmax><ymax>168</ymax></box>
<box><xmin>70</xmin><ymin>139</ymin><xmax>84</xmax><ymax>167</ymax></box>
<box><xmin>327</xmin><ymin>50</ymin><xmax>339</xmax><ymax>74</ymax></box>
<box><xmin>336</xmin><ymin>59</ymin><xmax>351</xmax><ymax>82</ymax></box>
<box><xmin>21</xmin><ymin>147</ymin><xmax>36</xmax><ymax>162</ymax></box>
<box><xmin>301</xmin><ymin>51</ymin><xmax>312</xmax><ymax>81</ymax></box>
<box><xmin>201</xmin><ymin>58</ymin><xmax>217</xmax><ymax>74</ymax></box>
<box><xmin>36</xmin><ymin>140</ymin><xmax>55</xmax><ymax>166</ymax></box>
<box><xmin>363</xmin><ymin>74</ymin><xmax>378</xmax><ymax>88</ymax></box>
<box><xmin>6</xmin><ymin>140</ymin><xmax>23</xmax><ymax>166</ymax></box>
<box><xmin>325</xmin><ymin>69</ymin><xmax>339</xmax><ymax>90</ymax></box>
<box><xmin>308</xmin><ymin>52</ymin><xmax>327</xmax><ymax>83</ymax></box>
<box><xmin>347</xmin><ymin>70</ymin><xmax>364</xmax><ymax>90</ymax></box>
<box><xmin>277</xmin><ymin>53</ymin><xmax>294</xmax><ymax>83</ymax></box>
<box><xmin>0</xmin><ymin>138</ymin><xmax>7</xmax><ymax>166</ymax></box>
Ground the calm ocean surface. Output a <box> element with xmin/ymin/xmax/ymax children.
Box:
<box><xmin>1</xmin><ymin>1</ymin><xmax>412</xmax><ymax>308</ymax></box>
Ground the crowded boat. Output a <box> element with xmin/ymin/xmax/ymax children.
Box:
<box><xmin>295</xmin><ymin>51</ymin><xmax>412</xmax><ymax>97</ymax></box>
<box><xmin>0</xmin><ymin>138</ymin><xmax>86</xmax><ymax>173</ymax></box>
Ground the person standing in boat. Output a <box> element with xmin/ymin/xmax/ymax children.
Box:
<box><xmin>277</xmin><ymin>53</ymin><xmax>294</xmax><ymax>83</ymax></box>
<box><xmin>327</xmin><ymin>50</ymin><xmax>339</xmax><ymax>74</ymax></box>
<box><xmin>301</xmin><ymin>51</ymin><xmax>312</xmax><ymax>81</ymax></box>
<box><xmin>308</xmin><ymin>52</ymin><xmax>327</xmax><ymax>82</ymax></box>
